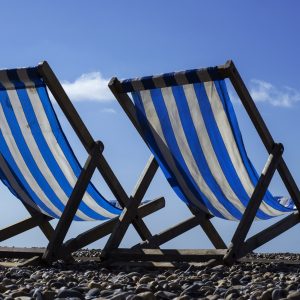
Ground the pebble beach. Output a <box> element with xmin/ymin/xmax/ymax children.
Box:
<box><xmin>0</xmin><ymin>251</ymin><xmax>300</xmax><ymax>299</ymax></box>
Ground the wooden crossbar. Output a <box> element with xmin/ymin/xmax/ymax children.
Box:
<box><xmin>109</xmin><ymin>248</ymin><xmax>227</xmax><ymax>262</ymax></box>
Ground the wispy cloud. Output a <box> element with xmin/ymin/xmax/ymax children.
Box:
<box><xmin>61</xmin><ymin>72</ymin><xmax>113</xmax><ymax>102</ymax></box>
<box><xmin>100</xmin><ymin>108</ymin><xmax>117</xmax><ymax>114</ymax></box>
<box><xmin>249</xmin><ymin>79</ymin><xmax>300</xmax><ymax>108</ymax></box>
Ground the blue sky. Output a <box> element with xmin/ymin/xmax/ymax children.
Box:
<box><xmin>1</xmin><ymin>1</ymin><xmax>300</xmax><ymax>252</ymax></box>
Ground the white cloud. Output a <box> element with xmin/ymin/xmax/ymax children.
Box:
<box><xmin>100</xmin><ymin>108</ymin><xmax>117</xmax><ymax>114</ymax></box>
<box><xmin>61</xmin><ymin>72</ymin><xmax>113</xmax><ymax>102</ymax></box>
<box><xmin>249</xmin><ymin>79</ymin><xmax>300</xmax><ymax>108</ymax></box>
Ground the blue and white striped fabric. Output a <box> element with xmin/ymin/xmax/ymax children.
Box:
<box><xmin>0</xmin><ymin>67</ymin><xmax>121</xmax><ymax>221</ymax></box>
<box><xmin>127</xmin><ymin>74</ymin><xmax>295</xmax><ymax>221</ymax></box>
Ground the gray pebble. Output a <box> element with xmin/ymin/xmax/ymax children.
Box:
<box><xmin>155</xmin><ymin>290</ymin><xmax>177</xmax><ymax>299</ymax></box>
<box><xmin>288</xmin><ymin>291</ymin><xmax>300</xmax><ymax>299</ymax></box>
<box><xmin>57</xmin><ymin>289</ymin><xmax>84</xmax><ymax>299</ymax></box>
<box><xmin>136</xmin><ymin>291</ymin><xmax>156</xmax><ymax>300</ymax></box>
<box><xmin>272</xmin><ymin>288</ymin><xmax>288</xmax><ymax>300</ymax></box>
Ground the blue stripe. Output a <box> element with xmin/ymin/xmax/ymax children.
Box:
<box><xmin>148</xmin><ymin>88</ymin><xmax>226</xmax><ymax>218</ymax></box>
<box><xmin>214</xmin><ymin>79</ymin><xmax>292</xmax><ymax>213</ymax></box>
<box><xmin>132</xmin><ymin>91</ymin><xmax>211</xmax><ymax>214</ymax></box>
<box><xmin>171</xmin><ymin>85</ymin><xmax>243</xmax><ymax>219</ymax></box>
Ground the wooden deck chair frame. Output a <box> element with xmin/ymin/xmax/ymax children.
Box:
<box><xmin>108</xmin><ymin>60</ymin><xmax>300</xmax><ymax>265</ymax></box>
<box><xmin>0</xmin><ymin>61</ymin><xmax>165</xmax><ymax>264</ymax></box>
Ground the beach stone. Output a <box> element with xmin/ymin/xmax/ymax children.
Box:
<box><xmin>272</xmin><ymin>288</ymin><xmax>288</xmax><ymax>300</ymax></box>
<box><xmin>139</xmin><ymin>276</ymin><xmax>153</xmax><ymax>284</ymax></box>
<box><xmin>88</xmin><ymin>281</ymin><xmax>102</xmax><ymax>289</ymax></box>
<box><xmin>32</xmin><ymin>289</ymin><xmax>43</xmax><ymax>300</ymax></box>
<box><xmin>211</xmin><ymin>264</ymin><xmax>225</xmax><ymax>271</ymax></box>
<box><xmin>206</xmin><ymin>295</ymin><xmax>220</xmax><ymax>300</ymax></box>
<box><xmin>85</xmin><ymin>288</ymin><xmax>101</xmax><ymax>299</ymax></box>
<box><xmin>57</xmin><ymin>289</ymin><xmax>84</xmax><ymax>299</ymax></box>
<box><xmin>240</xmin><ymin>275</ymin><xmax>252</xmax><ymax>283</ymax></box>
<box><xmin>260</xmin><ymin>289</ymin><xmax>273</xmax><ymax>300</ymax></box>
<box><xmin>136</xmin><ymin>291</ymin><xmax>156</xmax><ymax>300</ymax></box>
<box><xmin>231</xmin><ymin>275</ymin><xmax>241</xmax><ymax>285</ymax></box>
<box><xmin>155</xmin><ymin>290</ymin><xmax>177</xmax><ymax>299</ymax></box>
<box><xmin>288</xmin><ymin>291</ymin><xmax>300</xmax><ymax>299</ymax></box>
<box><xmin>100</xmin><ymin>290</ymin><xmax>114</xmax><ymax>297</ymax></box>
<box><xmin>43</xmin><ymin>290</ymin><xmax>57</xmax><ymax>300</ymax></box>
<box><xmin>225</xmin><ymin>288</ymin><xmax>240</xmax><ymax>297</ymax></box>
<box><xmin>110</xmin><ymin>292</ymin><xmax>134</xmax><ymax>300</ymax></box>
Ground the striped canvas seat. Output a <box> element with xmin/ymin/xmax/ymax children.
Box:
<box><xmin>123</xmin><ymin>71</ymin><xmax>296</xmax><ymax>221</ymax></box>
<box><xmin>0</xmin><ymin>67</ymin><xmax>121</xmax><ymax>221</ymax></box>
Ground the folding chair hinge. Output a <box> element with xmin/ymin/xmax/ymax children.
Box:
<box><xmin>94</xmin><ymin>140</ymin><xmax>104</xmax><ymax>154</ymax></box>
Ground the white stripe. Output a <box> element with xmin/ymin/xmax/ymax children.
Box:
<box><xmin>0</xmin><ymin>104</ymin><xmax>62</xmax><ymax>218</ymax></box>
<box><xmin>140</xmin><ymin>90</ymin><xmax>227</xmax><ymax>218</ymax></box>
<box><xmin>17</xmin><ymin>70</ymin><xmax>119</xmax><ymax>219</ymax></box>
<box><xmin>0</xmin><ymin>154</ymin><xmax>48</xmax><ymax>215</ymax></box>
<box><xmin>160</xmin><ymin>87</ymin><xmax>236</xmax><ymax>220</ymax></box>
<box><xmin>183</xmin><ymin>84</ymin><xmax>250</xmax><ymax>216</ymax></box>
<box><xmin>0</xmin><ymin>73</ymin><xmax>93</xmax><ymax>221</ymax></box>
<box><xmin>204</xmin><ymin>81</ymin><xmax>284</xmax><ymax>217</ymax></box>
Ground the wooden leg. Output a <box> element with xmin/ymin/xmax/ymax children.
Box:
<box><xmin>97</xmin><ymin>155</ymin><xmax>158</xmax><ymax>243</ymax></box>
<box><xmin>101</xmin><ymin>156</ymin><xmax>158</xmax><ymax>257</ymax></box>
<box><xmin>224</xmin><ymin>143</ymin><xmax>283</xmax><ymax>264</ymax></box>
<box><xmin>42</xmin><ymin>144</ymin><xmax>100</xmax><ymax>262</ymax></box>
<box><xmin>23</xmin><ymin>203</ymin><xmax>54</xmax><ymax>241</ymax></box>
<box><xmin>188</xmin><ymin>206</ymin><xmax>227</xmax><ymax>249</ymax></box>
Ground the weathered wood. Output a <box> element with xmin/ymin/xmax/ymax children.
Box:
<box><xmin>134</xmin><ymin>215</ymin><xmax>205</xmax><ymax>249</ymax></box>
<box><xmin>0</xmin><ymin>247</ymin><xmax>45</xmax><ymax>259</ymax></box>
<box><xmin>197</xmin><ymin>216</ymin><xmax>227</xmax><ymax>249</ymax></box>
<box><xmin>61</xmin><ymin>197</ymin><xmax>165</xmax><ymax>255</ymax></box>
<box><xmin>108</xmin><ymin>248</ymin><xmax>227</xmax><ymax>262</ymax></box>
<box><xmin>126</xmin><ymin>155</ymin><xmax>159</xmax><ymax>241</ymax></box>
<box><xmin>101</xmin><ymin>201</ymin><xmax>142</xmax><ymax>257</ymax></box>
<box><xmin>38</xmin><ymin>61</ymin><xmax>96</xmax><ymax>153</ymax></box>
<box><xmin>239</xmin><ymin>212</ymin><xmax>300</xmax><ymax>258</ymax></box>
<box><xmin>22</xmin><ymin>202</ymin><xmax>54</xmax><ymax>241</ymax></box>
<box><xmin>102</xmin><ymin>155</ymin><xmax>161</xmax><ymax>253</ymax></box>
<box><xmin>115</xmin><ymin>61</ymin><xmax>231</xmax><ymax>93</ymax></box>
<box><xmin>131</xmin><ymin>155</ymin><xmax>158</xmax><ymax>205</ymax></box>
<box><xmin>0</xmin><ymin>215</ymin><xmax>51</xmax><ymax>242</ymax></box>
<box><xmin>225</xmin><ymin>143</ymin><xmax>284</xmax><ymax>263</ymax></box>
<box><xmin>43</xmin><ymin>144</ymin><xmax>100</xmax><ymax>262</ymax></box>
<box><xmin>187</xmin><ymin>206</ymin><xmax>226</xmax><ymax>249</ymax></box>
<box><xmin>97</xmin><ymin>156</ymin><xmax>154</xmax><ymax>241</ymax></box>
<box><xmin>0</xmin><ymin>256</ymin><xmax>41</xmax><ymax>267</ymax></box>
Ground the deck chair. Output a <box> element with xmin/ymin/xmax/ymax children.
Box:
<box><xmin>0</xmin><ymin>61</ymin><xmax>165</xmax><ymax>264</ymax></box>
<box><xmin>109</xmin><ymin>60</ymin><xmax>300</xmax><ymax>264</ymax></box>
